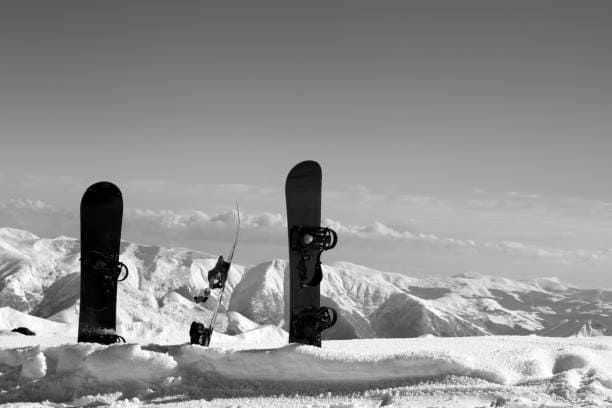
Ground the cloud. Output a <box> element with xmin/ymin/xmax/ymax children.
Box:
<box><xmin>344</xmin><ymin>184</ymin><xmax>370</xmax><ymax>193</ymax></box>
<box><xmin>0</xmin><ymin>198</ymin><xmax>63</xmax><ymax>214</ymax></box>
<box><xmin>463</xmin><ymin>198</ymin><xmax>501</xmax><ymax>208</ymax></box>
<box><xmin>325</xmin><ymin>218</ymin><xmax>477</xmax><ymax>251</ymax></box>
<box><xmin>1</xmin><ymin>198</ymin><xmax>610</xmax><ymax>268</ymax></box>
<box><xmin>483</xmin><ymin>241</ymin><xmax>609</xmax><ymax>264</ymax></box>
<box><xmin>213</xmin><ymin>183</ymin><xmax>278</xmax><ymax>197</ymax></box>
<box><xmin>505</xmin><ymin>191</ymin><xmax>541</xmax><ymax>199</ymax></box>
<box><xmin>323</xmin><ymin>217</ymin><xmax>609</xmax><ymax>265</ymax></box>
<box><xmin>122</xmin><ymin>180</ymin><xmax>278</xmax><ymax>199</ymax></box>
<box><xmin>559</xmin><ymin>197</ymin><xmax>612</xmax><ymax>219</ymax></box>
<box><xmin>19</xmin><ymin>174</ymin><xmax>84</xmax><ymax>192</ymax></box>
<box><xmin>0</xmin><ymin>198</ymin><xmax>77</xmax><ymax>237</ymax></box>
<box><xmin>122</xmin><ymin>207</ymin><xmax>285</xmax><ymax>246</ymax></box>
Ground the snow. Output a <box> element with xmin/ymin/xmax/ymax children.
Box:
<box><xmin>84</xmin><ymin>344</ymin><xmax>177</xmax><ymax>382</ymax></box>
<box><xmin>2</xmin><ymin>332</ymin><xmax>612</xmax><ymax>407</ymax></box>
<box><xmin>4</xmin><ymin>227</ymin><xmax>612</xmax><ymax>407</ymax></box>
<box><xmin>2</xmin><ymin>227</ymin><xmax>612</xmax><ymax>342</ymax></box>
<box><xmin>225</xmin><ymin>311</ymin><xmax>262</xmax><ymax>335</ymax></box>
<box><xmin>0</xmin><ymin>307</ymin><xmax>68</xmax><ymax>335</ymax></box>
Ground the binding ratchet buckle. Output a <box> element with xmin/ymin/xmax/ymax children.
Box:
<box><xmin>290</xmin><ymin>226</ymin><xmax>338</xmax><ymax>287</ymax></box>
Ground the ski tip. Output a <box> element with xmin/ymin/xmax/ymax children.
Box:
<box><xmin>286</xmin><ymin>160</ymin><xmax>322</xmax><ymax>180</ymax></box>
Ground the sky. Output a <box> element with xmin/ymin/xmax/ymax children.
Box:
<box><xmin>1</xmin><ymin>1</ymin><xmax>612</xmax><ymax>287</ymax></box>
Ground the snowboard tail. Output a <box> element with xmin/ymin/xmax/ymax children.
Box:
<box><xmin>78</xmin><ymin>181</ymin><xmax>127</xmax><ymax>345</ymax></box>
<box><xmin>286</xmin><ymin>161</ymin><xmax>338</xmax><ymax>347</ymax></box>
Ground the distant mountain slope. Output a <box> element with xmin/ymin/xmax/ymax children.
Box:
<box><xmin>0</xmin><ymin>306</ymin><xmax>68</xmax><ymax>335</ymax></box>
<box><xmin>1</xmin><ymin>227</ymin><xmax>611</xmax><ymax>341</ymax></box>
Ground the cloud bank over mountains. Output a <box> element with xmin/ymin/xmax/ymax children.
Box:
<box><xmin>1</xmin><ymin>196</ymin><xmax>611</xmax><ymax>276</ymax></box>
<box><xmin>3</xmin><ymin>174</ymin><xmax>612</xmax><ymax>285</ymax></box>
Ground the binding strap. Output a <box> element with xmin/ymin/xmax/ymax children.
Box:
<box><xmin>291</xmin><ymin>226</ymin><xmax>337</xmax><ymax>287</ymax></box>
<box><xmin>81</xmin><ymin>250</ymin><xmax>129</xmax><ymax>311</ymax></box>
<box><xmin>292</xmin><ymin>306</ymin><xmax>338</xmax><ymax>341</ymax></box>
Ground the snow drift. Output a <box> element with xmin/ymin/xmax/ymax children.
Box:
<box><xmin>2</xmin><ymin>333</ymin><xmax>612</xmax><ymax>405</ymax></box>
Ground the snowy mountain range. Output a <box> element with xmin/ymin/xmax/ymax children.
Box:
<box><xmin>1</xmin><ymin>227</ymin><xmax>611</xmax><ymax>343</ymax></box>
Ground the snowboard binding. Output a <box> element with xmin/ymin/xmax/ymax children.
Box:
<box><xmin>193</xmin><ymin>288</ymin><xmax>211</xmax><ymax>304</ymax></box>
<box><xmin>291</xmin><ymin>306</ymin><xmax>338</xmax><ymax>345</ymax></box>
<box><xmin>81</xmin><ymin>250</ymin><xmax>129</xmax><ymax>311</ymax></box>
<box><xmin>79</xmin><ymin>329</ymin><xmax>126</xmax><ymax>345</ymax></box>
<box><xmin>190</xmin><ymin>321</ymin><xmax>212</xmax><ymax>346</ymax></box>
<box><xmin>82</xmin><ymin>250</ymin><xmax>129</xmax><ymax>281</ymax></box>
<box><xmin>290</xmin><ymin>226</ymin><xmax>337</xmax><ymax>287</ymax></box>
<box><xmin>208</xmin><ymin>256</ymin><xmax>230</xmax><ymax>289</ymax></box>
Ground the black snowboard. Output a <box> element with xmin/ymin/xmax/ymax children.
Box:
<box><xmin>78</xmin><ymin>181</ymin><xmax>126</xmax><ymax>344</ymax></box>
<box><xmin>286</xmin><ymin>161</ymin><xmax>337</xmax><ymax>347</ymax></box>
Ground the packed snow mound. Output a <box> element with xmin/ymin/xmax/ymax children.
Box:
<box><xmin>0</xmin><ymin>306</ymin><xmax>69</xmax><ymax>335</ymax></box>
<box><xmin>2</xmin><ymin>227</ymin><xmax>612</xmax><ymax>341</ymax></box>
<box><xmin>225</xmin><ymin>311</ymin><xmax>261</xmax><ymax>335</ymax></box>
<box><xmin>2</xmin><ymin>335</ymin><xmax>612</xmax><ymax>405</ymax></box>
<box><xmin>228</xmin><ymin>324</ymin><xmax>288</xmax><ymax>346</ymax></box>
<box><xmin>84</xmin><ymin>344</ymin><xmax>177</xmax><ymax>382</ymax></box>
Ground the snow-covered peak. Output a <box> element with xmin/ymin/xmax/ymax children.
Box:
<box><xmin>532</xmin><ymin>277</ymin><xmax>574</xmax><ymax>292</ymax></box>
<box><xmin>0</xmin><ymin>227</ymin><xmax>40</xmax><ymax>243</ymax></box>
<box><xmin>1</xmin><ymin>227</ymin><xmax>610</xmax><ymax>342</ymax></box>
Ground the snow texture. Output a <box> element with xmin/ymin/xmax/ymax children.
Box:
<box><xmin>2</xmin><ymin>329</ymin><xmax>612</xmax><ymax>407</ymax></box>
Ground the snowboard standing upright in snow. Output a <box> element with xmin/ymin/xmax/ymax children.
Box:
<box><xmin>286</xmin><ymin>160</ymin><xmax>338</xmax><ymax>347</ymax></box>
<box><xmin>78</xmin><ymin>181</ymin><xmax>128</xmax><ymax>344</ymax></box>
<box><xmin>191</xmin><ymin>205</ymin><xmax>241</xmax><ymax>346</ymax></box>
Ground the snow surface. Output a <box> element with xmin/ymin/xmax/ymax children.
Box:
<box><xmin>2</xmin><ymin>329</ymin><xmax>612</xmax><ymax>407</ymax></box>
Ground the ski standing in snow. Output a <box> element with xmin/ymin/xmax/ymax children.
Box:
<box><xmin>78</xmin><ymin>181</ymin><xmax>129</xmax><ymax>345</ymax></box>
<box><xmin>286</xmin><ymin>160</ymin><xmax>338</xmax><ymax>347</ymax></box>
<box><xmin>191</xmin><ymin>204</ymin><xmax>241</xmax><ymax>346</ymax></box>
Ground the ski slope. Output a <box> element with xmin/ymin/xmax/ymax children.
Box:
<box><xmin>2</xmin><ymin>327</ymin><xmax>612</xmax><ymax>407</ymax></box>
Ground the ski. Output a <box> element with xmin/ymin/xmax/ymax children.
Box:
<box><xmin>190</xmin><ymin>204</ymin><xmax>241</xmax><ymax>346</ymax></box>
<box><xmin>78</xmin><ymin>181</ymin><xmax>128</xmax><ymax>345</ymax></box>
<box><xmin>286</xmin><ymin>160</ymin><xmax>338</xmax><ymax>347</ymax></box>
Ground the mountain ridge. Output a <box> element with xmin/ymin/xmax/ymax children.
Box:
<box><xmin>1</xmin><ymin>227</ymin><xmax>610</xmax><ymax>341</ymax></box>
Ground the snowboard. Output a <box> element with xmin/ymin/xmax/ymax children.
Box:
<box><xmin>191</xmin><ymin>205</ymin><xmax>241</xmax><ymax>346</ymax></box>
<box><xmin>286</xmin><ymin>161</ymin><xmax>338</xmax><ymax>347</ymax></box>
<box><xmin>78</xmin><ymin>181</ymin><xmax>128</xmax><ymax>344</ymax></box>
